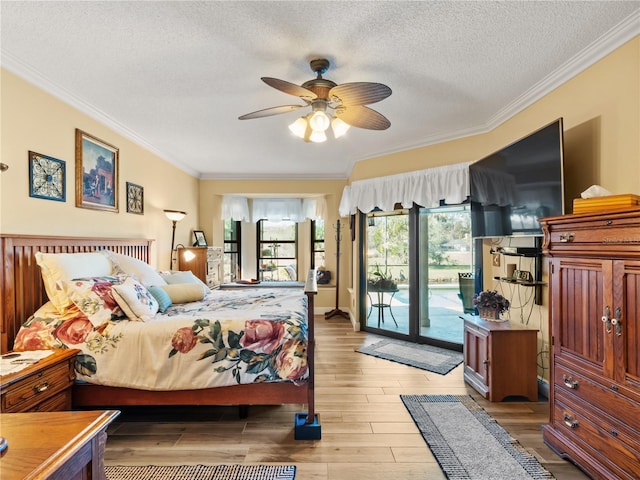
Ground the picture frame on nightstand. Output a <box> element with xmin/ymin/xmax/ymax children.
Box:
<box><xmin>193</xmin><ymin>230</ymin><xmax>208</xmax><ymax>246</ymax></box>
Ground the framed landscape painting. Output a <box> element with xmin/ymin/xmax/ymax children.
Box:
<box><xmin>75</xmin><ymin>129</ymin><xmax>119</xmax><ymax>212</ymax></box>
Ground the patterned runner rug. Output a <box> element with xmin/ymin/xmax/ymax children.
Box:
<box><xmin>105</xmin><ymin>464</ymin><xmax>296</xmax><ymax>480</ymax></box>
<box><xmin>402</xmin><ymin>394</ymin><xmax>555</xmax><ymax>480</ymax></box>
<box><xmin>356</xmin><ymin>337</ymin><xmax>463</xmax><ymax>375</ymax></box>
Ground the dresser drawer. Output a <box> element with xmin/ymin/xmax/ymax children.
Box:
<box><xmin>555</xmin><ymin>360</ymin><xmax>640</xmax><ymax>431</ymax></box>
<box><xmin>554</xmin><ymin>391</ymin><xmax>640</xmax><ymax>479</ymax></box>
<box><xmin>28</xmin><ymin>389</ymin><xmax>72</xmax><ymax>412</ymax></box>
<box><xmin>2</xmin><ymin>360</ymin><xmax>74</xmax><ymax>412</ymax></box>
<box><xmin>544</xmin><ymin>212</ymin><xmax>640</xmax><ymax>257</ymax></box>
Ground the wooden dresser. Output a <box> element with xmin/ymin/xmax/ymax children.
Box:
<box><xmin>540</xmin><ymin>208</ymin><xmax>640</xmax><ymax>480</ymax></box>
<box><xmin>0</xmin><ymin>410</ymin><xmax>119</xmax><ymax>480</ymax></box>
<box><xmin>1</xmin><ymin>349</ymin><xmax>78</xmax><ymax>413</ymax></box>
<box><xmin>177</xmin><ymin>246</ymin><xmax>223</xmax><ymax>289</ymax></box>
<box><xmin>463</xmin><ymin>316</ymin><xmax>539</xmax><ymax>402</ymax></box>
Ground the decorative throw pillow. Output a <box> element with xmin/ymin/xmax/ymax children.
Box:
<box><xmin>60</xmin><ymin>275</ymin><xmax>126</xmax><ymax>326</ymax></box>
<box><xmin>159</xmin><ymin>283</ymin><xmax>206</xmax><ymax>304</ymax></box>
<box><xmin>35</xmin><ymin>252</ymin><xmax>113</xmax><ymax>313</ymax></box>
<box><xmin>112</xmin><ymin>277</ymin><xmax>159</xmax><ymax>321</ymax></box>
<box><xmin>147</xmin><ymin>285</ymin><xmax>172</xmax><ymax>313</ymax></box>
<box><xmin>101</xmin><ymin>251</ymin><xmax>166</xmax><ymax>288</ymax></box>
<box><xmin>161</xmin><ymin>271</ymin><xmax>209</xmax><ymax>296</ymax></box>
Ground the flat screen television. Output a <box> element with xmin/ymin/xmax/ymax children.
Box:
<box><xmin>470</xmin><ymin>118</ymin><xmax>565</xmax><ymax>237</ymax></box>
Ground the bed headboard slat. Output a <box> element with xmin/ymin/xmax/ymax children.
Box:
<box><xmin>1</xmin><ymin>234</ymin><xmax>153</xmax><ymax>353</ymax></box>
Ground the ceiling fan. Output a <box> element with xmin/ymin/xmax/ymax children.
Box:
<box><xmin>238</xmin><ymin>58</ymin><xmax>392</xmax><ymax>143</ymax></box>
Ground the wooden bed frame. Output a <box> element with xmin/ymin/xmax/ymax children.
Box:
<box><xmin>1</xmin><ymin>234</ymin><xmax>317</xmax><ymax>423</ymax></box>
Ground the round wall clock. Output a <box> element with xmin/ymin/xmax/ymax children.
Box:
<box><xmin>29</xmin><ymin>151</ymin><xmax>66</xmax><ymax>202</ymax></box>
<box><xmin>126</xmin><ymin>182</ymin><xmax>144</xmax><ymax>214</ymax></box>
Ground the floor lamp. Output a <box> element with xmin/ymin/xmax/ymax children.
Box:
<box><xmin>164</xmin><ymin>209</ymin><xmax>187</xmax><ymax>269</ymax></box>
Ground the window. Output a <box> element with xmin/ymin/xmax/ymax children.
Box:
<box><xmin>223</xmin><ymin>219</ymin><xmax>241</xmax><ymax>283</ymax></box>
<box><xmin>311</xmin><ymin>219</ymin><xmax>325</xmax><ymax>269</ymax></box>
<box><xmin>257</xmin><ymin>220</ymin><xmax>297</xmax><ymax>281</ymax></box>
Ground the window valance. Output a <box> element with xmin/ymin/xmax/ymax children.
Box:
<box><xmin>221</xmin><ymin>195</ymin><xmax>326</xmax><ymax>223</ymax></box>
<box><xmin>339</xmin><ymin>162</ymin><xmax>471</xmax><ymax>215</ymax></box>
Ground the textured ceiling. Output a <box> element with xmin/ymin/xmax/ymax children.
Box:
<box><xmin>2</xmin><ymin>1</ymin><xmax>639</xmax><ymax>179</ymax></box>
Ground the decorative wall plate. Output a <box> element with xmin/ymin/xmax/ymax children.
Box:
<box><xmin>126</xmin><ymin>182</ymin><xmax>144</xmax><ymax>214</ymax></box>
<box><xmin>29</xmin><ymin>151</ymin><xmax>66</xmax><ymax>202</ymax></box>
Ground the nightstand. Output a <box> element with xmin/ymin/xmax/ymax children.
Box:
<box><xmin>0</xmin><ymin>349</ymin><xmax>79</xmax><ymax>413</ymax></box>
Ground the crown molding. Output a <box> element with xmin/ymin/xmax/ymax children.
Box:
<box><xmin>486</xmin><ymin>10</ymin><xmax>640</xmax><ymax>130</ymax></box>
<box><xmin>0</xmin><ymin>51</ymin><xmax>199</xmax><ymax>178</ymax></box>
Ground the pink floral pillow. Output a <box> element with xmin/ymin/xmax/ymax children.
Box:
<box><xmin>60</xmin><ymin>275</ymin><xmax>127</xmax><ymax>326</ymax></box>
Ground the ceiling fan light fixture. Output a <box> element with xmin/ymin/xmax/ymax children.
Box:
<box><xmin>309</xmin><ymin>129</ymin><xmax>327</xmax><ymax>143</ymax></box>
<box><xmin>288</xmin><ymin>117</ymin><xmax>307</xmax><ymax>138</ymax></box>
<box><xmin>309</xmin><ymin>110</ymin><xmax>330</xmax><ymax>132</ymax></box>
<box><xmin>239</xmin><ymin>57</ymin><xmax>391</xmax><ymax>142</ymax></box>
<box><xmin>331</xmin><ymin>117</ymin><xmax>350</xmax><ymax>138</ymax></box>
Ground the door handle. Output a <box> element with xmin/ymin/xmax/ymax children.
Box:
<box><xmin>602</xmin><ymin>305</ymin><xmax>612</xmax><ymax>334</ymax></box>
<box><xmin>611</xmin><ymin>307</ymin><xmax>622</xmax><ymax>337</ymax></box>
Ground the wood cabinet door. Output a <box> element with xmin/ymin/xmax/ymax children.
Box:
<box><xmin>464</xmin><ymin>326</ymin><xmax>489</xmax><ymax>387</ymax></box>
<box><xmin>551</xmin><ymin>257</ymin><xmax>610</xmax><ymax>375</ymax></box>
<box><xmin>613</xmin><ymin>259</ymin><xmax>640</xmax><ymax>390</ymax></box>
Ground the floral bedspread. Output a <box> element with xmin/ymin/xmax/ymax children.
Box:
<box><xmin>14</xmin><ymin>288</ymin><xmax>308</xmax><ymax>391</ymax></box>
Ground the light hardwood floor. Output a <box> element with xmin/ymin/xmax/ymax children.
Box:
<box><xmin>104</xmin><ymin>315</ymin><xmax>590</xmax><ymax>479</ymax></box>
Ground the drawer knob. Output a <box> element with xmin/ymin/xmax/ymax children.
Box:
<box><xmin>32</xmin><ymin>381</ymin><xmax>49</xmax><ymax>394</ymax></box>
<box><xmin>562</xmin><ymin>374</ymin><xmax>579</xmax><ymax>389</ymax></box>
<box><xmin>563</xmin><ymin>413</ymin><xmax>579</xmax><ymax>429</ymax></box>
<box><xmin>610</xmin><ymin>429</ymin><xmax>618</xmax><ymax>437</ymax></box>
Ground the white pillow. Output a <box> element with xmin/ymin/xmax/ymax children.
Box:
<box><xmin>36</xmin><ymin>252</ymin><xmax>113</xmax><ymax>313</ymax></box>
<box><xmin>112</xmin><ymin>277</ymin><xmax>159</xmax><ymax>321</ymax></box>
<box><xmin>101</xmin><ymin>251</ymin><xmax>166</xmax><ymax>287</ymax></box>
<box><xmin>161</xmin><ymin>271</ymin><xmax>209</xmax><ymax>296</ymax></box>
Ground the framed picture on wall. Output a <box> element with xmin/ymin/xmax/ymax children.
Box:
<box><xmin>28</xmin><ymin>151</ymin><xmax>66</xmax><ymax>202</ymax></box>
<box><xmin>126</xmin><ymin>182</ymin><xmax>144</xmax><ymax>214</ymax></box>
<box><xmin>193</xmin><ymin>230</ymin><xmax>208</xmax><ymax>246</ymax></box>
<box><xmin>75</xmin><ymin>129</ymin><xmax>119</xmax><ymax>212</ymax></box>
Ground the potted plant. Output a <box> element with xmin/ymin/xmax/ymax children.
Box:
<box><xmin>473</xmin><ymin>290</ymin><xmax>510</xmax><ymax>321</ymax></box>
<box><xmin>367</xmin><ymin>265</ymin><xmax>398</xmax><ymax>292</ymax></box>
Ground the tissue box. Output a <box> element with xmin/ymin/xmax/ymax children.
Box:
<box><xmin>573</xmin><ymin>194</ymin><xmax>640</xmax><ymax>214</ymax></box>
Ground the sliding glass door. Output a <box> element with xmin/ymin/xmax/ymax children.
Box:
<box><xmin>417</xmin><ymin>205</ymin><xmax>472</xmax><ymax>346</ymax></box>
<box><xmin>364</xmin><ymin>210</ymin><xmax>410</xmax><ymax>335</ymax></box>
<box><xmin>362</xmin><ymin>205</ymin><xmax>471</xmax><ymax>348</ymax></box>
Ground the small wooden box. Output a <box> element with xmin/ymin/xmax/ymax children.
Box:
<box><xmin>573</xmin><ymin>194</ymin><xmax>640</xmax><ymax>214</ymax></box>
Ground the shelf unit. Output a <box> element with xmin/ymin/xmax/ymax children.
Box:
<box><xmin>492</xmin><ymin>238</ymin><xmax>544</xmax><ymax>304</ymax></box>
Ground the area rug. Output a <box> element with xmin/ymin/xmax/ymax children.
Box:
<box><xmin>356</xmin><ymin>337</ymin><xmax>463</xmax><ymax>375</ymax></box>
<box><xmin>105</xmin><ymin>464</ymin><xmax>296</xmax><ymax>480</ymax></box>
<box><xmin>401</xmin><ymin>394</ymin><xmax>555</xmax><ymax>480</ymax></box>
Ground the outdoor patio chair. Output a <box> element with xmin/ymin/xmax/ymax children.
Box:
<box><xmin>458</xmin><ymin>272</ymin><xmax>476</xmax><ymax>314</ymax></box>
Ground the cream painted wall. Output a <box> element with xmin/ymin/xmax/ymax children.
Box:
<box><xmin>0</xmin><ymin>69</ymin><xmax>200</xmax><ymax>270</ymax></box>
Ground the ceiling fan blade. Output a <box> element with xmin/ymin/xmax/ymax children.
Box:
<box><xmin>336</xmin><ymin>105</ymin><xmax>391</xmax><ymax>130</ymax></box>
<box><xmin>238</xmin><ymin>105</ymin><xmax>305</xmax><ymax>120</ymax></box>
<box><xmin>329</xmin><ymin>82</ymin><xmax>392</xmax><ymax>106</ymax></box>
<box><xmin>262</xmin><ymin>77</ymin><xmax>317</xmax><ymax>101</ymax></box>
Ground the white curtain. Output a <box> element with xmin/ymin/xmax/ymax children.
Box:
<box><xmin>222</xmin><ymin>196</ymin><xmax>326</xmax><ymax>223</ymax></box>
<box><xmin>220</xmin><ymin>195</ymin><xmax>250</xmax><ymax>221</ymax></box>
<box><xmin>339</xmin><ymin>162</ymin><xmax>470</xmax><ymax>215</ymax></box>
